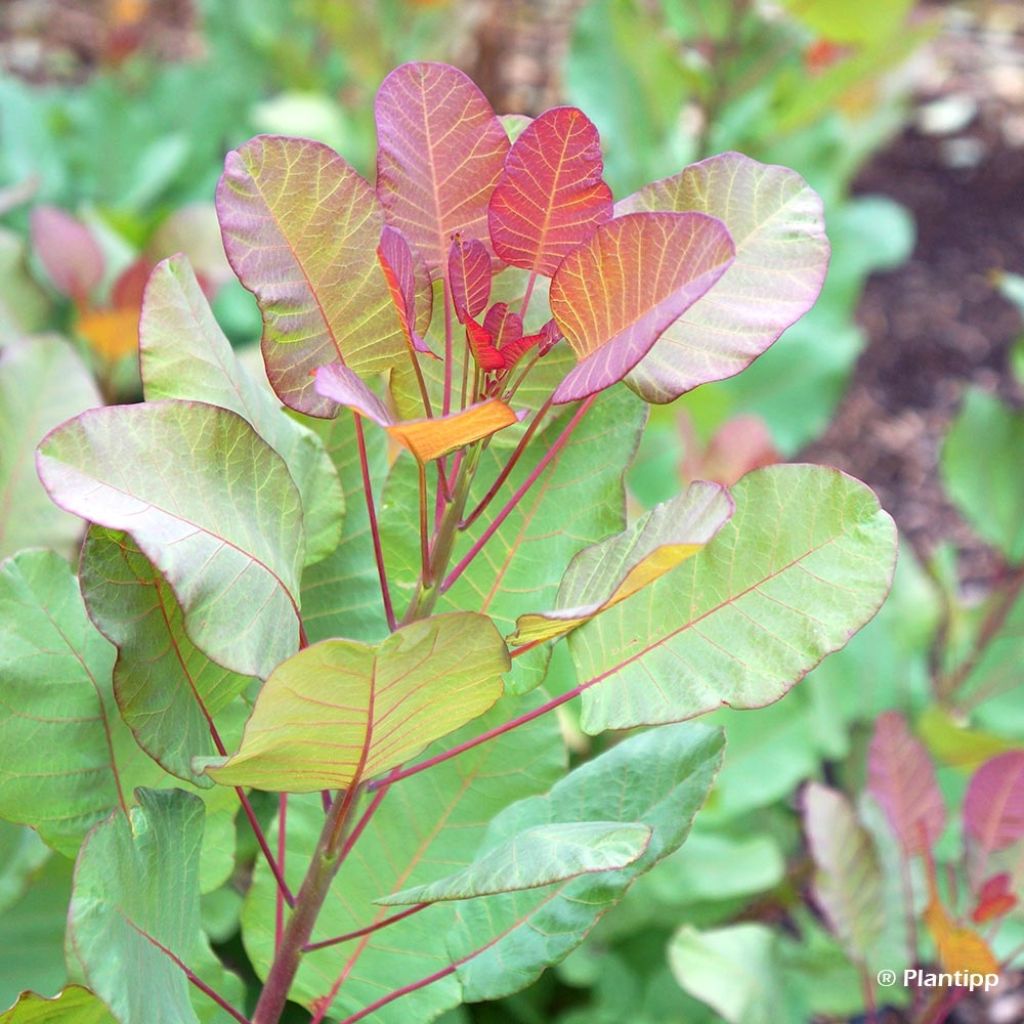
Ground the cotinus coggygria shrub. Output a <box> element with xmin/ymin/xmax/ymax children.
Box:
<box><xmin>0</xmin><ymin>62</ymin><xmax>896</xmax><ymax>1024</ymax></box>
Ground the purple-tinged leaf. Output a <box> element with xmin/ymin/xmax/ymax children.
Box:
<box><xmin>29</xmin><ymin>205</ymin><xmax>104</xmax><ymax>301</ymax></box>
<box><xmin>216</xmin><ymin>135</ymin><xmax>405</xmax><ymax>416</ymax></box>
<box><xmin>37</xmin><ymin>401</ymin><xmax>305</xmax><ymax>678</ymax></box>
<box><xmin>489</xmin><ymin>106</ymin><xmax>613</xmax><ymax>278</ymax></box>
<box><xmin>312</xmin><ymin>363</ymin><xmax>393</xmax><ymax>428</ymax></box>
<box><xmin>375</xmin><ymin>62</ymin><xmax>510</xmax><ymax>276</ymax></box>
<box><xmin>448</xmin><ymin>236</ymin><xmax>492</xmax><ymax>323</ymax></box>
<box><xmin>618</xmin><ymin>152</ymin><xmax>829</xmax><ymax>403</ymax></box>
<box><xmin>803</xmin><ymin>782</ymin><xmax>885</xmax><ymax>964</ymax></box>
<box><xmin>964</xmin><ymin>752</ymin><xmax>1024</xmax><ymax>863</ymax></box>
<box><xmin>868</xmin><ymin>712</ymin><xmax>947</xmax><ymax>856</ymax></box>
<box><xmin>550</xmin><ymin>212</ymin><xmax>735</xmax><ymax>404</ymax></box>
<box><xmin>484</xmin><ymin>302</ymin><xmax>524</xmax><ymax>349</ymax></box>
<box><xmin>378</xmin><ymin>225</ymin><xmax>434</xmax><ymax>352</ymax></box>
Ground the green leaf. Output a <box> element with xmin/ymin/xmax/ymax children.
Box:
<box><xmin>299</xmin><ymin>411</ymin><xmax>390</xmax><ymax>644</ymax></box>
<box><xmin>37</xmin><ymin>401</ymin><xmax>305</xmax><ymax>679</ymax></box>
<box><xmin>139</xmin><ymin>256</ymin><xmax>344</xmax><ymax>568</ymax></box>
<box><xmin>942</xmin><ymin>388</ymin><xmax>1024</xmax><ymax>563</ymax></box>
<box><xmin>0</xmin><ymin>551</ymin><xmax>160</xmax><ymax>855</ymax></box>
<box><xmin>216</xmin><ymin>135</ymin><xmax>406</xmax><ymax>416</ymax></box>
<box><xmin>0</xmin><ymin>336</ymin><xmax>101</xmax><ymax>561</ymax></box>
<box><xmin>571</xmin><ymin>465</ymin><xmax>897</xmax><ymax>732</ymax></box>
<box><xmin>0</xmin><ymin>820</ymin><xmax>49</xmax><ymax>914</ymax></box>
<box><xmin>242</xmin><ymin>697</ymin><xmax>565</xmax><ymax>1022</ymax></box>
<box><xmin>780</xmin><ymin>0</ymin><xmax>914</xmax><ymax>43</ymax></box>
<box><xmin>383</xmin><ymin>386</ymin><xmax>647</xmax><ymax>694</ymax></box>
<box><xmin>378</xmin><ymin>822</ymin><xmax>651</xmax><ymax>905</ymax></box>
<box><xmin>79</xmin><ymin>528</ymin><xmax>253</xmax><ymax>787</ymax></box>
<box><xmin>510</xmin><ymin>481</ymin><xmax>733</xmax><ymax>646</ymax></box>
<box><xmin>204</xmin><ymin>612</ymin><xmax>509</xmax><ymax>792</ymax></box>
<box><xmin>803</xmin><ymin>782</ymin><xmax>885</xmax><ymax>964</ymax></box>
<box><xmin>449</xmin><ymin>723</ymin><xmax>725</xmax><ymax>1002</ymax></box>
<box><xmin>0</xmin><ymin>855</ymin><xmax>73</xmax><ymax>1009</ymax></box>
<box><xmin>668</xmin><ymin>924</ymin><xmax>792</xmax><ymax>1024</ymax></box>
<box><xmin>0</xmin><ymin>987</ymin><xmax>114</xmax><ymax>1024</ymax></box>
<box><xmin>68</xmin><ymin>789</ymin><xmax>205</xmax><ymax>1024</ymax></box>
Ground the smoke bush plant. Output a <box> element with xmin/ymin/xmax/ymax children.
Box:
<box><xmin>0</xmin><ymin>62</ymin><xmax>897</xmax><ymax>1024</ymax></box>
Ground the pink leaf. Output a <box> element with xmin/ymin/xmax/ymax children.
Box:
<box><xmin>803</xmin><ymin>782</ymin><xmax>885</xmax><ymax>963</ymax></box>
<box><xmin>30</xmin><ymin>206</ymin><xmax>104</xmax><ymax>301</ymax></box>
<box><xmin>111</xmin><ymin>258</ymin><xmax>154</xmax><ymax>310</ymax></box>
<box><xmin>618</xmin><ymin>153</ymin><xmax>829</xmax><ymax>403</ymax></box>
<box><xmin>964</xmin><ymin>751</ymin><xmax>1024</xmax><ymax>861</ymax></box>
<box><xmin>488</xmin><ymin>106</ymin><xmax>613</xmax><ymax>278</ymax></box>
<box><xmin>550</xmin><ymin>212</ymin><xmax>735</xmax><ymax>404</ymax></box>
<box><xmin>448</xmin><ymin>236</ymin><xmax>492</xmax><ymax>324</ymax></box>
<box><xmin>868</xmin><ymin>711</ymin><xmax>946</xmax><ymax>856</ymax></box>
<box><xmin>378</xmin><ymin>226</ymin><xmax>434</xmax><ymax>354</ymax></box>
<box><xmin>375</xmin><ymin>62</ymin><xmax>510</xmax><ymax>277</ymax></box>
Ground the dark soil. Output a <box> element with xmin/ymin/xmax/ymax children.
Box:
<box><xmin>802</xmin><ymin>125</ymin><xmax>1024</xmax><ymax>588</ymax></box>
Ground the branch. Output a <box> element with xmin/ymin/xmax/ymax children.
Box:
<box><xmin>460</xmin><ymin>395</ymin><xmax>552</xmax><ymax>529</ymax></box>
<box><xmin>441</xmin><ymin>395</ymin><xmax>595</xmax><ymax>593</ymax></box>
<box><xmin>367</xmin><ymin>681</ymin><xmax>582</xmax><ymax>791</ymax></box>
<box><xmin>353</xmin><ymin>412</ymin><xmax>397</xmax><ymax>632</ymax></box>
<box><xmin>302</xmin><ymin>903</ymin><xmax>429</xmax><ymax>953</ymax></box>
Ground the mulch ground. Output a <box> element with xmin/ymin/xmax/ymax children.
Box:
<box><xmin>802</xmin><ymin>6</ymin><xmax>1024</xmax><ymax>589</ymax></box>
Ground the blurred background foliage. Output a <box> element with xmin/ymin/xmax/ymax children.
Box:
<box><xmin>1</xmin><ymin>1</ymin><xmax>1023</xmax><ymax>1022</ymax></box>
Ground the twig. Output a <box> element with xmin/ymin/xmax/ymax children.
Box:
<box><xmin>302</xmin><ymin>904</ymin><xmax>429</xmax><ymax>953</ymax></box>
<box><xmin>353</xmin><ymin>412</ymin><xmax>396</xmax><ymax>632</ymax></box>
<box><xmin>441</xmin><ymin>396</ymin><xmax>594</xmax><ymax>593</ymax></box>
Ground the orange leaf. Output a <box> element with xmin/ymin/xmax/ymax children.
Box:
<box><xmin>387</xmin><ymin>400</ymin><xmax>520</xmax><ymax>463</ymax></box>
<box><xmin>77</xmin><ymin>306</ymin><xmax>140</xmax><ymax>361</ymax></box>
<box><xmin>924</xmin><ymin>897</ymin><xmax>1000</xmax><ymax>975</ymax></box>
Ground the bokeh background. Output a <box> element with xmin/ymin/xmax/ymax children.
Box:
<box><xmin>1</xmin><ymin>2</ymin><xmax>1023</xmax><ymax>1022</ymax></box>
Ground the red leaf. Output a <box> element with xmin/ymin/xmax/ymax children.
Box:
<box><xmin>971</xmin><ymin>873</ymin><xmax>1018</xmax><ymax>924</ymax></box>
<box><xmin>867</xmin><ymin>712</ymin><xmax>946</xmax><ymax>856</ymax></box>
<box><xmin>30</xmin><ymin>206</ymin><xmax>104</xmax><ymax>302</ymax></box>
<box><xmin>484</xmin><ymin>302</ymin><xmax>523</xmax><ymax>349</ymax></box>
<box><xmin>498</xmin><ymin>331</ymin><xmax>542</xmax><ymax>371</ymax></box>
<box><xmin>111</xmin><ymin>258</ymin><xmax>154</xmax><ymax>310</ymax></box>
<box><xmin>488</xmin><ymin>106</ymin><xmax>613</xmax><ymax>279</ymax></box>
<box><xmin>378</xmin><ymin>226</ymin><xmax>434</xmax><ymax>355</ymax></box>
<box><xmin>375</xmin><ymin>62</ymin><xmax>509</xmax><ymax>277</ymax></box>
<box><xmin>464</xmin><ymin>313</ymin><xmax>506</xmax><ymax>372</ymax></box>
<box><xmin>964</xmin><ymin>751</ymin><xmax>1024</xmax><ymax>857</ymax></box>
<box><xmin>448</xmin><ymin>236</ymin><xmax>492</xmax><ymax>324</ymax></box>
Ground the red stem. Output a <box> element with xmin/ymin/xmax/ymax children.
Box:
<box><xmin>441</xmin><ymin>396</ymin><xmax>595</xmax><ymax>593</ymax></box>
<box><xmin>442</xmin><ymin>280</ymin><xmax>454</xmax><ymax>416</ymax></box>
<box><xmin>302</xmin><ymin>903</ymin><xmax>429</xmax><ymax>953</ymax></box>
<box><xmin>367</xmin><ymin>682</ymin><xmax>583</xmax><ymax>791</ymax></box>
<box><xmin>129</xmin><ymin>921</ymin><xmax>251</xmax><ymax>1024</ymax></box>
<box><xmin>519</xmin><ymin>270</ymin><xmax>538</xmax><ymax>322</ymax></box>
<box><xmin>353</xmin><ymin>412</ymin><xmax>396</xmax><ymax>632</ymax></box>
<box><xmin>418</xmin><ymin>462</ymin><xmax>432</xmax><ymax>586</ymax></box>
<box><xmin>336</xmin><ymin>964</ymin><xmax>457</xmax><ymax>1024</ymax></box>
<box><xmin>460</xmin><ymin>395</ymin><xmax>553</xmax><ymax>529</ymax></box>
<box><xmin>235</xmin><ymin>789</ymin><xmax>294</xmax><ymax>906</ymax></box>
<box><xmin>275</xmin><ymin>794</ymin><xmax>287</xmax><ymax>951</ymax></box>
